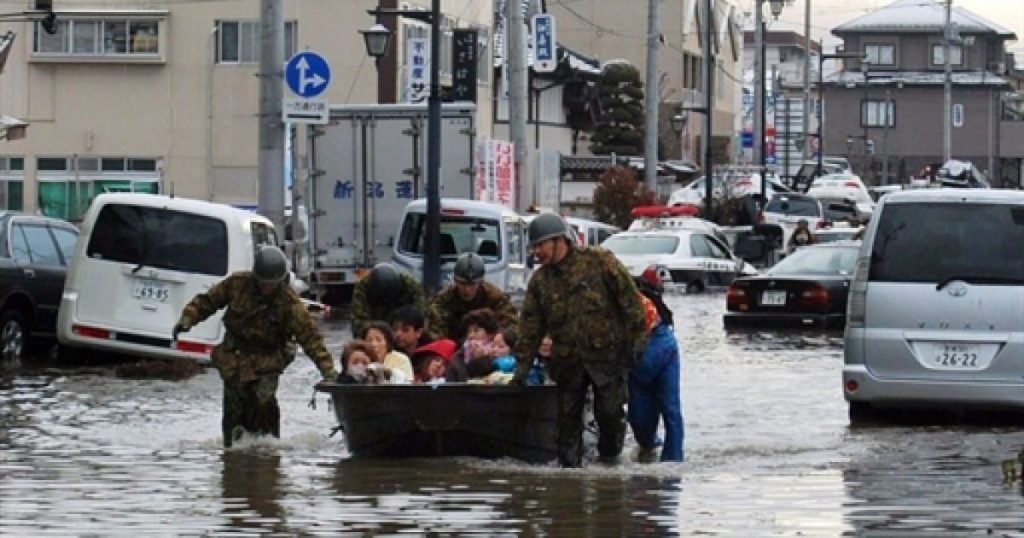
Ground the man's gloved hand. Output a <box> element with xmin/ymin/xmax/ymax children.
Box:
<box><xmin>172</xmin><ymin>323</ymin><xmax>189</xmax><ymax>341</ymax></box>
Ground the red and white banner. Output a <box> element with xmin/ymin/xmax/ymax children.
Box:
<box><xmin>474</xmin><ymin>139</ymin><xmax>515</xmax><ymax>209</ymax></box>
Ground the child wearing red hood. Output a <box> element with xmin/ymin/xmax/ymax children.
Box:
<box><xmin>410</xmin><ymin>338</ymin><xmax>457</xmax><ymax>383</ymax></box>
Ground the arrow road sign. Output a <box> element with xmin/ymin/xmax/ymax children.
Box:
<box><xmin>285</xmin><ymin>51</ymin><xmax>331</xmax><ymax>98</ymax></box>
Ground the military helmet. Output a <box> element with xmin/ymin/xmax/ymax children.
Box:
<box><xmin>252</xmin><ymin>246</ymin><xmax>289</xmax><ymax>284</ymax></box>
<box><xmin>453</xmin><ymin>252</ymin><xmax>485</xmax><ymax>283</ymax></box>
<box><xmin>528</xmin><ymin>213</ymin><xmax>569</xmax><ymax>245</ymax></box>
<box><xmin>366</xmin><ymin>262</ymin><xmax>401</xmax><ymax>299</ymax></box>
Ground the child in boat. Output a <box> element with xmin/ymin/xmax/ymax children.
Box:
<box><xmin>410</xmin><ymin>339</ymin><xmax>457</xmax><ymax>384</ymax></box>
<box><xmin>467</xmin><ymin>327</ymin><xmax>517</xmax><ymax>384</ymax></box>
<box><xmin>360</xmin><ymin>321</ymin><xmax>413</xmax><ymax>383</ymax></box>
<box><xmin>336</xmin><ymin>340</ymin><xmax>374</xmax><ymax>384</ymax></box>
<box><xmin>526</xmin><ymin>335</ymin><xmax>552</xmax><ymax>386</ymax></box>
<box><xmin>461</xmin><ymin>308</ymin><xmax>500</xmax><ymax>362</ymax></box>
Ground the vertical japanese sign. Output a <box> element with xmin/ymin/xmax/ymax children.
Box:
<box><xmin>473</xmin><ymin>139</ymin><xmax>516</xmax><ymax>209</ymax></box>
<box><xmin>405</xmin><ymin>37</ymin><xmax>429</xmax><ymax>104</ymax></box>
<box><xmin>531</xmin><ymin>14</ymin><xmax>556</xmax><ymax>73</ymax></box>
<box><xmin>452</xmin><ymin>29</ymin><xmax>478</xmax><ymax>103</ymax></box>
<box><xmin>492</xmin><ymin>140</ymin><xmax>515</xmax><ymax>209</ymax></box>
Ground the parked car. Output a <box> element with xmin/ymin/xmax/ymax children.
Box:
<box><xmin>565</xmin><ymin>216</ymin><xmax>620</xmax><ymax>247</ymax></box>
<box><xmin>0</xmin><ymin>213</ymin><xmax>78</xmax><ymax>361</ymax></box>
<box><xmin>759</xmin><ymin>193</ymin><xmax>828</xmax><ymax>250</ymax></box>
<box><xmin>806</xmin><ymin>173</ymin><xmax>875</xmax><ymax>220</ymax></box>
<box><xmin>843</xmin><ymin>189</ymin><xmax>1024</xmax><ymax>423</ymax></box>
<box><xmin>791</xmin><ymin>161</ymin><xmax>846</xmax><ymax>191</ymax></box>
<box><xmin>724</xmin><ymin>241</ymin><xmax>860</xmax><ymax>329</ymax></box>
<box><xmin>668</xmin><ymin>170</ymin><xmax>790</xmax><ymax>206</ymax></box>
<box><xmin>57</xmin><ymin>193</ymin><xmax>281</xmax><ymax>362</ymax></box>
<box><xmin>601</xmin><ymin>228</ymin><xmax>755</xmax><ymax>292</ymax></box>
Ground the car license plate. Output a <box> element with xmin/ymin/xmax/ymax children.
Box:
<box><xmin>132</xmin><ymin>279</ymin><xmax>169</xmax><ymax>303</ymax></box>
<box><xmin>929</xmin><ymin>342</ymin><xmax>985</xmax><ymax>370</ymax></box>
<box><xmin>761</xmin><ymin>290</ymin><xmax>787</xmax><ymax>306</ymax></box>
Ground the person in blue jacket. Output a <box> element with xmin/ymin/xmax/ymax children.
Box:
<box><xmin>629</xmin><ymin>265</ymin><xmax>684</xmax><ymax>462</ymax></box>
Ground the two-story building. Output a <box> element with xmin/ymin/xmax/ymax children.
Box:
<box><xmin>823</xmin><ymin>0</ymin><xmax>1022</xmax><ymax>187</ymax></box>
<box><xmin>0</xmin><ymin>0</ymin><xmax>494</xmax><ymax>218</ymax></box>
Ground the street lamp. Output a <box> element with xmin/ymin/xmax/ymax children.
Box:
<box><xmin>670</xmin><ymin>114</ymin><xmax>685</xmax><ymax>135</ymax></box>
<box><xmin>817</xmin><ymin>51</ymin><xmax>866</xmax><ymax>179</ymax></box>
<box><xmin>362</xmin><ymin>1</ymin><xmax>442</xmax><ymax>294</ymax></box>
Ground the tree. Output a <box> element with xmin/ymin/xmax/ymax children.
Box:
<box><xmin>592</xmin><ymin>166</ymin><xmax>656</xmax><ymax>229</ymax></box>
<box><xmin>589</xmin><ymin>61</ymin><xmax>645</xmax><ymax>156</ymax></box>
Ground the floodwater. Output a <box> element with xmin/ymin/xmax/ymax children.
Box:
<box><xmin>2</xmin><ymin>294</ymin><xmax>1023</xmax><ymax>536</ymax></box>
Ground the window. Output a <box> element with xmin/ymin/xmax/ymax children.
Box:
<box><xmin>50</xmin><ymin>227</ymin><xmax>78</xmax><ymax>263</ymax></box>
<box><xmin>37</xmin><ymin>157</ymin><xmax>69</xmax><ymax>171</ymax></box>
<box><xmin>10</xmin><ymin>225</ymin><xmax>30</xmax><ymax>264</ymax></box>
<box><xmin>689</xmin><ymin>235</ymin><xmax>713</xmax><ymax>257</ymax></box>
<box><xmin>931</xmin><ymin>44</ymin><xmax>963</xmax><ymax>66</ymax></box>
<box><xmin>861</xmin><ymin>99</ymin><xmax>895</xmax><ymax>127</ymax></box>
<box><xmin>216</xmin><ymin>20</ymin><xmax>297</xmax><ymax>63</ymax></box>
<box><xmin>397</xmin><ymin>212</ymin><xmax>502</xmax><ymax>260</ymax></box>
<box><xmin>765</xmin><ymin>195</ymin><xmax>822</xmax><ymax>218</ymax></box>
<box><xmin>87</xmin><ymin>205</ymin><xmax>229</xmax><ymax>276</ymax></box>
<box><xmin>602</xmin><ymin>235</ymin><xmax>679</xmax><ymax>256</ymax></box>
<box><xmin>34</xmin><ymin>18</ymin><xmax>161</xmax><ymax>56</ymax></box>
<box><xmin>864</xmin><ymin>44</ymin><xmax>895</xmax><ymax>66</ymax></box>
<box><xmin>870</xmin><ymin>204</ymin><xmax>1024</xmax><ymax>284</ymax></box>
<box><xmin>19</xmin><ymin>224</ymin><xmax>62</xmax><ymax>266</ymax></box>
<box><xmin>505</xmin><ymin>220</ymin><xmax>523</xmax><ymax>264</ymax></box>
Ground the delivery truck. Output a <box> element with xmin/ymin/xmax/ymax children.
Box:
<box><xmin>302</xmin><ymin>104</ymin><xmax>477</xmax><ymax>304</ymax></box>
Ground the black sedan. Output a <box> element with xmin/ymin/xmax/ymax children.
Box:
<box><xmin>724</xmin><ymin>241</ymin><xmax>860</xmax><ymax>329</ymax></box>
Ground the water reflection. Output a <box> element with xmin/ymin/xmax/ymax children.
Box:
<box><xmin>327</xmin><ymin>458</ymin><xmax>682</xmax><ymax>535</ymax></box>
<box><xmin>220</xmin><ymin>450</ymin><xmax>287</xmax><ymax>532</ymax></box>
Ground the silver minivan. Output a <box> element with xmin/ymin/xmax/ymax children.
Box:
<box><xmin>843</xmin><ymin>189</ymin><xmax>1024</xmax><ymax>422</ymax></box>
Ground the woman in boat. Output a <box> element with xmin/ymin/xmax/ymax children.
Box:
<box><xmin>360</xmin><ymin>321</ymin><xmax>414</xmax><ymax>382</ymax></box>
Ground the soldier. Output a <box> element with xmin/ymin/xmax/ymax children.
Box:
<box><xmin>513</xmin><ymin>213</ymin><xmax>647</xmax><ymax>467</ymax></box>
<box><xmin>172</xmin><ymin>246</ymin><xmax>337</xmax><ymax>448</ymax></box>
<box><xmin>426</xmin><ymin>252</ymin><xmax>518</xmax><ymax>342</ymax></box>
<box><xmin>350</xmin><ymin>262</ymin><xmax>427</xmax><ymax>338</ymax></box>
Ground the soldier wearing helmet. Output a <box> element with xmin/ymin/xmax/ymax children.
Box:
<box><xmin>350</xmin><ymin>262</ymin><xmax>426</xmax><ymax>338</ymax></box>
<box><xmin>513</xmin><ymin>213</ymin><xmax>647</xmax><ymax>467</ymax></box>
<box><xmin>426</xmin><ymin>252</ymin><xmax>518</xmax><ymax>342</ymax></box>
<box><xmin>173</xmin><ymin>246</ymin><xmax>337</xmax><ymax>447</ymax></box>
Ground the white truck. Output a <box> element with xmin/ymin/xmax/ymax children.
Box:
<box><xmin>302</xmin><ymin>104</ymin><xmax>477</xmax><ymax>304</ymax></box>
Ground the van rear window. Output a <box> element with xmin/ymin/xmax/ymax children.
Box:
<box><xmin>87</xmin><ymin>205</ymin><xmax>228</xmax><ymax>276</ymax></box>
<box><xmin>869</xmin><ymin>203</ymin><xmax>1024</xmax><ymax>283</ymax></box>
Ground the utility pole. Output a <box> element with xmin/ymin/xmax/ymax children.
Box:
<box><xmin>753</xmin><ymin>2</ymin><xmax>764</xmax><ymax>168</ymax></box>
<box><xmin>257</xmin><ymin>0</ymin><xmax>285</xmax><ymax>238</ymax></box>
<box><xmin>942</xmin><ymin>0</ymin><xmax>952</xmax><ymax>163</ymax></box>
<box><xmin>882</xmin><ymin>89</ymin><xmax>891</xmax><ymax>184</ymax></box>
<box><xmin>702</xmin><ymin>0</ymin><xmax>714</xmax><ymax>219</ymax></box>
<box><xmin>506</xmin><ymin>0</ymin><xmax>530</xmax><ymax>211</ymax></box>
<box><xmin>644</xmin><ymin>0</ymin><xmax>661</xmax><ymax>192</ymax></box>
<box><xmin>803</xmin><ymin>0</ymin><xmax>811</xmax><ymax>161</ymax></box>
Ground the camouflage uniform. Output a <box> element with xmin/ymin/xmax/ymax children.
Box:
<box><xmin>350</xmin><ymin>272</ymin><xmax>427</xmax><ymax>338</ymax></box>
<box><xmin>426</xmin><ymin>280</ymin><xmax>519</xmax><ymax>341</ymax></box>
<box><xmin>176</xmin><ymin>272</ymin><xmax>336</xmax><ymax>447</ymax></box>
<box><xmin>514</xmin><ymin>246</ymin><xmax>646</xmax><ymax>467</ymax></box>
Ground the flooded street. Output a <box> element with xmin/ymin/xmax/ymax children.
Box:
<box><xmin>2</xmin><ymin>293</ymin><xmax>1022</xmax><ymax>536</ymax></box>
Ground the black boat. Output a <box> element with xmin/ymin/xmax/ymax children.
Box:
<box><xmin>316</xmin><ymin>382</ymin><xmax>559</xmax><ymax>463</ymax></box>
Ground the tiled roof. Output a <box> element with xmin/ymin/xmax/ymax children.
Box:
<box><xmin>834</xmin><ymin>0</ymin><xmax>1015</xmax><ymax>37</ymax></box>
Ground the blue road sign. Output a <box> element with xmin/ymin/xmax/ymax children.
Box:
<box><xmin>532</xmin><ymin>14</ymin><xmax>556</xmax><ymax>73</ymax></box>
<box><xmin>285</xmin><ymin>51</ymin><xmax>331</xmax><ymax>98</ymax></box>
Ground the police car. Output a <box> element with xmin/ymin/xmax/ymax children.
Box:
<box><xmin>602</xmin><ymin>206</ymin><xmax>757</xmax><ymax>293</ymax></box>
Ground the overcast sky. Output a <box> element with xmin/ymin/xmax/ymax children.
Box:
<box><xmin>738</xmin><ymin>0</ymin><xmax>1024</xmax><ymax>55</ymax></box>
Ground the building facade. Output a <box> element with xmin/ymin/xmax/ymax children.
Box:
<box><xmin>824</xmin><ymin>0</ymin><xmax>1023</xmax><ymax>187</ymax></box>
<box><xmin>0</xmin><ymin>0</ymin><xmax>494</xmax><ymax>217</ymax></box>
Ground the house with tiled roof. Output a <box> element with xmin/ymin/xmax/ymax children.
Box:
<box><xmin>822</xmin><ymin>0</ymin><xmax>1023</xmax><ymax>187</ymax></box>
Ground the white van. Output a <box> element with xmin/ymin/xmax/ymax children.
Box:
<box><xmin>57</xmin><ymin>193</ymin><xmax>279</xmax><ymax>362</ymax></box>
<box><xmin>392</xmin><ymin>199</ymin><xmax>531</xmax><ymax>295</ymax></box>
<box><xmin>565</xmin><ymin>217</ymin><xmax>620</xmax><ymax>246</ymax></box>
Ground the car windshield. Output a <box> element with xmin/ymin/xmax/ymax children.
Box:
<box><xmin>764</xmin><ymin>195</ymin><xmax>821</xmax><ymax>217</ymax></box>
<box><xmin>602</xmin><ymin>235</ymin><xmax>679</xmax><ymax>255</ymax></box>
<box><xmin>870</xmin><ymin>203</ymin><xmax>1024</xmax><ymax>283</ymax></box>
<box><xmin>397</xmin><ymin>213</ymin><xmax>502</xmax><ymax>261</ymax></box>
<box><xmin>769</xmin><ymin>246</ymin><xmax>859</xmax><ymax>276</ymax></box>
<box><xmin>86</xmin><ymin>204</ymin><xmax>228</xmax><ymax>276</ymax></box>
